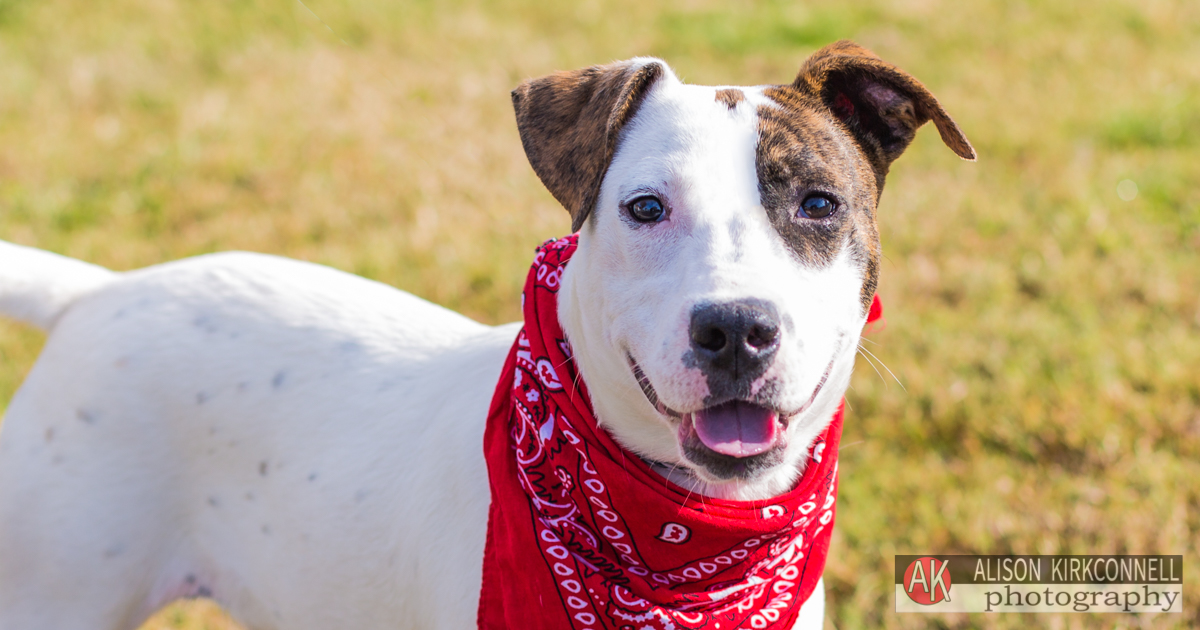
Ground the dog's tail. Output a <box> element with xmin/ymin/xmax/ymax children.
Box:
<box><xmin>0</xmin><ymin>241</ymin><xmax>116</xmax><ymax>331</ymax></box>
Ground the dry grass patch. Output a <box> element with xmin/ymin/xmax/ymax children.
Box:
<box><xmin>0</xmin><ymin>0</ymin><xmax>1196</xmax><ymax>627</ymax></box>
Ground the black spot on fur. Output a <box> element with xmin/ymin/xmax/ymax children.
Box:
<box><xmin>193</xmin><ymin>315</ymin><xmax>219</xmax><ymax>334</ymax></box>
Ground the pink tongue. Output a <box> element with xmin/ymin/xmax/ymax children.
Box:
<box><xmin>692</xmin><ymin>401</ymin><xmax>779</xmax><ymax>458</ymax></box>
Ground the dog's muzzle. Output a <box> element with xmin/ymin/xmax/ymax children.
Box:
<box><xmin>629</xmin><ymin>351</ymin><xmax>790</xmax><ymax>480</ymax></box>
<box><xmin>628</xmin><ymin>298</ymin><xmax>842</xmax><ymax>481</ymax></box>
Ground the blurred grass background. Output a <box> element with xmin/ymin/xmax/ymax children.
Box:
<box><xmin>0</xmin><ymin>0</ymin><xmax>1196</xmax><ymax>627</ymax></box>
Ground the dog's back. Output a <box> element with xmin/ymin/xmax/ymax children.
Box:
<box><xmin>0</xmin><ymin>247</ymin><xmax>515</xmax><ymax>629</ymax></box>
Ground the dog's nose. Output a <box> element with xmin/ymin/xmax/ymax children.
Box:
<box><xmin>689</xmin><ymin>301</ymin><xmax>781</xmax><ymax>377</ymax></box>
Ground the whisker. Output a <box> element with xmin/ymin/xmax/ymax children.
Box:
<box><xmin>680</xmin><ymin>484</ymin><xmax>697</xmax><ymax>514</ymax></box>
<box><xmin>665</xmin><ymin>460</ymin><xmax>682</xmax><ymax>484</ymax></box>
<box><xmin>858</xmin><ymin>344</ymin><xmax>905</xmax><ymax>391</ymax></box>
<box><xmin>571</xmin><ymin>367</ymin><xmax>585</xmax><ymax>398</ymax></box>
<box><xmin>856</xmin><ymin>346</ymin><xmax>887</xmax><ymax>387</ymax></box>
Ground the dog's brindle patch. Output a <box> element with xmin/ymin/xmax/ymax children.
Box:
<box><xmin>512</xmin><ymin>60</ymin><xmax>664</xmax><ymax>232</ymax></box>
<box><xmin>714</xmin><ymin>88</ymin><xmax>745</xmax><ymax>110</ymax></box>
<box><xmin>753</xmin><ymin>90</ymin><xmax>868</xmax><ymax>297</ymax></box>
<box><xmin>756</xmin><ymin>40</ymin><xmax>975</xmax><ymax>314</ymax></box>
<box><xmin>756</xmin><ymin>88</ymin><xmax>881</xmax><ymax>313</ymax></box>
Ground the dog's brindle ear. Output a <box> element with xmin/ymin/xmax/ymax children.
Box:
<box><xmin>512</xmin><ymin>59</ymin><xmax>666</xmax><ymax>232</ymax></box>
<box><xmin>796</xmin><ymin>41</ymin><xmax>975</xmax><ymax>179</ymax></box>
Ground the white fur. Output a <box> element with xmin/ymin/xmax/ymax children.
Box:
<box><xmin>0</xmin><ymin>62</ymin><xmax>870</xmax><ymax>629</ymax></box>
<box><xmin>0</xmin><ymin>241</ymin><xmax>115</xmax><ymax>329</ymax></box>
<box><xmin>0</xmin><ymin>251</ymin><xmax>511</xmax><ymax>629</ymax></box>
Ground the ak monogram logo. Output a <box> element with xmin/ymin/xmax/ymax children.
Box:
<box><xmin>903</xmin><ymin>557</ymin><xmax>953</xmax><ymax>605</ymax></box>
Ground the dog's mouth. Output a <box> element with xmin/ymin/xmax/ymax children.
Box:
<box><xmin>680</xmin><ymin>401</ymin><xmax>781</xmax><ymax>458</ymax></box>
<box><xmin>628</xmin><ymin>353</ymin><xmax>835</xmax><ymax>479</ymax></box>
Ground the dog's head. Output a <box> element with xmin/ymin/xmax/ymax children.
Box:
<box><xmin>512</xmin><ymin>41</ymin><xmax>973</xmax><ymax>500</ymax></box>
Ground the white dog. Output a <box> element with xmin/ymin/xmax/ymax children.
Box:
<box><xmin>0</xmin><ymin>41</ymin><xmax>971</xmax><ymax>629</ymax></box>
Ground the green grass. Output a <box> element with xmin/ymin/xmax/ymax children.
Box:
<box><xmin>0</xmin><ymin>0</ymin><xmax>1196</xmax><ymax>628</ymax></box>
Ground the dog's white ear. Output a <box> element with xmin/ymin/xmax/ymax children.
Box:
<box><xmin>796</xmin><ymin>40</ymin><xmax>975</xmax><ymax>173</ymax></box>
<box><xmin>512</xmin><ymin>59</ymin><xmax>668</xmax><ymax>232</ymax></box>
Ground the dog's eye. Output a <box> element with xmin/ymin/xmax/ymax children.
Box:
<box><xmin>627</xmin><ymin>196</ymin><xmax>666</xmax><ymax>223</ymax></box>
<box><xmin>799</xmin><ymin>194</ymin><xmax>837</xmax><ymax>219</ymax></box>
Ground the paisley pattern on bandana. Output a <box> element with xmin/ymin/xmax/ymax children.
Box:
<box><xmin>479</xmin><ymin>235</ymin><xmax>879</xmax><ymax>630</ymax></box>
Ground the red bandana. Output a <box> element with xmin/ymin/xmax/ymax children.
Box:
<box><xmin>479</xmin><ymin>235</ymin><xmax>881</xmax><ymax>630</ymax></box>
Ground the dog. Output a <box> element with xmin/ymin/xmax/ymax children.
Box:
<box><xmin>0</xmin><ymin>41</ymin><xmax>972</xmax><ymax>629</ymax></box>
